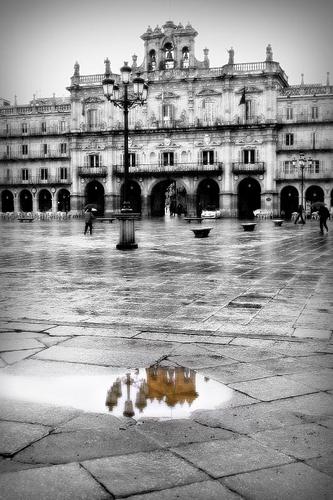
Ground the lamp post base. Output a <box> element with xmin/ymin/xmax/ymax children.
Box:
<box><xmin>116</xmin><ymin>213</ymin><xmax>140</xmax><ymax>251</ymax></box>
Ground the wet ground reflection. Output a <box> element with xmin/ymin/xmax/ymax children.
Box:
<box><xmin>0</xmin><ymin>366</ymin><xmax>233</xmax><ymax>420</ymax></box>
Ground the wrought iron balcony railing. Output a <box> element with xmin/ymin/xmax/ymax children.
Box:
<box><xmin>113</xmin><ymin>162</ymin><xmax>223</xmax><ymax>177</ymax></box>
<box><xmin>78</xmin><ymin>166</ymin><xmax>108</xmax><ymax>178</ymax></box>
<box><xmin>275</xmin><ymin>166</ymin><xmax>332</xmax><ymax>180</ymax></box>
<box><xmin>0</xmin><ymin>152</ymin><xmax>69</xmax><ymax>161</ymax></box>
<box><xmin>0</xmin><ymin>176</ymin><xmax>71</xmax><ymax>186</ymax></box>
<box><xmin>0</xmin><ymin>125</ymin><xmax>70</xmax><ymax>137</ymax></box>
<box><xmin>232</xmin><ymin>162</ymin><xmax>265</xmax><ymax>174</ymax></box>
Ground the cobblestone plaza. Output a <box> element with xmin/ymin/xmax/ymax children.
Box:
<box><xmin>0</xmin><ymin>217</ymin><xmax>332</xmax><ymax>498</ymax></box>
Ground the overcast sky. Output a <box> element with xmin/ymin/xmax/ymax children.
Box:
<box><xmin>1</xmin><ymin>0</ymin><xmax>332</xmax><ymax>104</ymax></box>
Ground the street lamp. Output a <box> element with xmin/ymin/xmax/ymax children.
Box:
<box><xmin>292</xmin><ymin>152</ymin><xmax>312</xmax><ymax>216</ymax></box>
<box><xmin>102</xmin><ymin>59</ymin><xmax>148</xmax><ymax>250</ymax></box>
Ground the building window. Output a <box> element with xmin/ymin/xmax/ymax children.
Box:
<box><xmin>22</xmin><ymin>144</ymin><xmax>28</xmax><ymax>155</ymax></box>
<box><xmin>60</xmin><ymin>143</ymin><xmax>67</xmax><ymax>154</ymax></box>
<box><xmin>149</xmin><ymin>49</ymin><xmax>156</xmax><ymax>71</ymax></box>
<box><xmin>243</xmin><ymin>149</ymin><xmax>255</xmax><ymax>164</ymax></box>
<box><xmin>6</xmin><ymin>123</ymin><xmax>10</xmax><ymax>135</ymax></box>
<box><xmin>283</xmin><ymin>160</ymin><xmax>294</xmax><ymax>174</ymax></box>
<box><xmin>87</xmin><ymin>109</ymin><xmax>98</xmax><ymax>129</ymax></box>
<box><xmin>41</xmin><ymin>122</ymin><xmax>47</xmax><ymax>133</ymax></box>
<box><xmin>60</xmin><ymin>121</ymin><xmax>66</xmax><ymax>132</ymax></box>
<box><xmin>164</xmin><ymin>42</ymin><xmax>174</xmax><ymax>69</ymax></box>
<box><xmin>286</xmin><ymin>107</ymin><xmax>293</xmax><ymax>119</ymax></box>
<box><xmin>40</xmin><ymin>168</ymin><xmax>48</xmax><ymax>180</ymax></box>
<box><xmin>163</xmin><ymin>152</ymin><xmax>174</xmax><ymax>166</ymax></box>
<box><xmin>6</xmin><ymin>145</ymin><xmax>10</xmax><ymax>156</ymax></box>
<box><xmin>22</xmin><ymin>122</ymin><xmax>28</xmax><ymax>134</ymax></box>
<box><xmin>88</xmin><ymin>154</ymin><xmax>100</xmax><ymax>167</ymax></box>
<box><xmin>162</xmin><ymin>103</ymin><xmax>173</xmax><ymax>125</ymax></box>
<box><xmin>128</xmin><ymin>153</ymin><xmax>136</xmax><ymax>167</ymax></box>
<box><xmin>43</xmin><ymin>144</ymin><xmax>48</xmax><ymax>155</ymax></box>
<box><xmin>309</xmin><ymin>160</ymin><xmax>320</xmax><ymax>174</ymax></box>
<box><xmin>245</xmin><ymin>100</ymin><xmax>252</xmax><ymax>120</ymax></box>
<box><xmin>182</xmin><ymin>47</ymin><xmax>189</xmax><ymax>68</ymax></box>
<box><xmin>312</xmin><ymin>132</ymin><xmax>316</xmax><ymax>149</ymax></box>
<box><xmin>311</xmin><ymin>106</ymin><xmax>318</xmax><ymax>119</ymax></box>
<box><xmin>285</xmin><ymin>133</ymin><xmax>294</xmax><ymax>146</ymax></box>
<box><xmin>22</xmin><ymin>168</ymin><xmax>29</xmax><ymax>181</ymax></box>
<box><xmin>60</xmin><ymin>167</ymin><xmax>68</xmax><ymax>180</ymax></box>
<box><xmin>202</xmin><ymin>150</ymin><xmax>214</xmax><ymax>165</ymax></box>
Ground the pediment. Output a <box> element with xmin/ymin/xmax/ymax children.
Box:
<box><xmin>196</xmin><ymin>88</ymin><xmax>222</xmax><ymax>97</ymax></box>
<box><xmin>156</xmin><ymin>91</ymin><xmax>180</xmax><ymax>99</ymax></box>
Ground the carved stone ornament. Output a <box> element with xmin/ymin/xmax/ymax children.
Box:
<box><xmin>164</xmin><ymin>137</ymin><xmax>171</xmax><ymax>146</ymax></box>
<box><xmin>83</xmin><ymin>96</ymin><xmax>105</xmax><ymax>104</ymax></box>
<box><xmin>204</xmin><ymin>134</ymin><xmax>211</xmax><ymax>145</ymax></box>
<box><xmin>156</xmin><ymin>91</ymin><xmax>180</xmax><ymax>100</ymax></box>
<box><xmin>196</xmin><ymin>88</ymin><xmax>222</xmax><ymax>97</ymax></box>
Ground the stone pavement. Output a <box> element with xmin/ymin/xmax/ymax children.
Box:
<box><xmin>0</xmin><ymin>217</ymin><xmax>332</xmax><ymax>499</ymax></box>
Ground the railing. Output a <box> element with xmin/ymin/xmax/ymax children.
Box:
<box><xmin>77</xmin><ymin>166</ymin><xmax>108</xmax><ymax>178</ymax></box>
<box><xmin>0</xmin><ymin>125</ymin><xmax>70</xmax><ymax>137</ymax></box>
<box><xmin>276</xmin><ymin>114</ymin><xmax>333</xmax><ymax>124</ymax></box>
<box><xmin>113</xmin><ymin>162</ymin><xmax>223</xmax><ymax>176</ymax></box>
<box><xmin>275</xmin><ymin>166</ymin><xmax>332</xmax><ymax>180</ymax></box>
<box><xmin>0</xmin><ymin>152</ymin><xmax>70</xmax><ymax>161</ymax></box>
<box><xmin>279</xmin><ymin>85</ymin><xmax>333</xmax><ymax>96</ymax></box>
<box><xmin>0</xmin><ymin>176</ymin><xmax>71</xmax><ymax>186</ymax></box>
<box><xmin>0</xmin><ymin>104</ymin><xmax>71</xmax><ymax>115</ymax></box>
<box><xmin>232</xmin><ymin>162</ymin><xmax>265</xmax><ymax>174</ymax></box>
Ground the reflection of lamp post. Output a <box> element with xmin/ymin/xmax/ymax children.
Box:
<box><xmin>123</xmin><ymin>373</ymin><xmax>135</xmax><ymax>417</ymax></box>
<box><xmin>292</xmin><ymin>153</ymin><xmax>312</xmax><ymax>213</ymax></box>
<box><xmin>102</xmin><ymin>60</ymin><xmax>148</xmax><ymax>250</ymax></box>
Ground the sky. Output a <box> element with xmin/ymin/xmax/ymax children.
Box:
<box><xmin>0</xmin><ymin>0</ymin><xmax>332</xmax><ymax>104</ymax></box>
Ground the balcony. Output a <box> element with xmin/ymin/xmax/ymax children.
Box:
<box><xmin>275</xmin><ymin>166</ymin><xmax>332</xmax><ymax>180</ymax></box>
<box><xmin>276</xmin><ymin>113</ymin><xmax>333</xmax><ymax>124</ymax></box>
<box><xmin>232</xmin><ymin>162</ymin><xmax>265</xmax><ymax>174</ymax></box>
<box><xmin>113</xmin><ymin>162</ymin><xmax>223</xmax><ymax>177</ymax></box>
<box><xmin>78</xmin><ymin>166</ymin><xmax>108</xmax><ymax>178</ymax></box>
<box><xmin>0</xmin><ymin>152</ymin><xmax>69</xmax><ymax>161</ymax></box>
<box><xmin>0</xmin><ymin>176</ymin><xmax>71</xmax><ymax>186</ymax></box>
<box><xmin>0</xmin><ymin>125</ymin><xmax>70</xmax><ymax>137</ymax></box>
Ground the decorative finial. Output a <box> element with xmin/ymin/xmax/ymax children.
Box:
<box><xmin>327</xmin><ymin>72</ymin><xmax>330</xmax><ymax>86</ymax></box>
<box><xmin>301</xmin><ymin>73</ymin><xmax>304</xmax><ymax>85</ymax></box>
<box><xmin>74</xmin><ymin>61</ymin><xmax>80</xmax><ymax>77</ymax></box>
<box><xmin>266</xmin><ymin>44</ymin><xmax>273</xmax><ymax>62</ymax></box>
<box><xmin>228</xmin><ymin>47</ymin><xmax>234</xmax><ymax>65</ymax></box>
<box><xmin>14</xmin><ymin>95</ymin><xmax>17</xmax><ymax>106</ymax></box>
<box><xmin>132</xmin><ymin>54</ymin><xmax>137</xmax><ymax>68</ymax></box>
<box><xmin>104</xmin><ymin>57</ymin><xmax>111</xmax><ymax>76</ymax></box>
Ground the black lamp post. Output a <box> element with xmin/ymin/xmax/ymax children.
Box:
<box><xmin>102</xmin><ymin>59</ymin><xmax>148</xmax><ymax>249</ymax></box>
<box><xmin>292</xmin><ymin>152</ymin><xmax>312</xmax><ymax>214</ymax></box>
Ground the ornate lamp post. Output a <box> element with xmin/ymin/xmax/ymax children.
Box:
<box><xmin>292</xmin><ymin>152</ymin><xmax>312</xmax><ymax>217</ymax></box>
<box><xmin>102</xmin><ymin>59</ymin><xmax>148</xmax><ymax>250</ymax></box>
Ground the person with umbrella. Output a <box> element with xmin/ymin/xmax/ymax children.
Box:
<box><xmin>315</xmin><ymin>203</ymin><xmax>330</xmax><ymax>234</ymax></box>
<box><xmin>294</xmin><ymin>204</ymin><xmax>305</xmax><ymax>225</ymax></box>
<box><xmin>83</xmin><ymin>205</ymin><xmax>97</xmax><ymax>235</ymax></box>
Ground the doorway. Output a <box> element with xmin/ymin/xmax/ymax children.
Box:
<box><xmin>237</xmin><ymin>177</ymin><xmax>261</xmax><ymax>219</ymax></box>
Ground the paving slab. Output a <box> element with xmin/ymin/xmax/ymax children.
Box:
<box><xmin>0</xmin><ymin>398</ymin><xmax>81</xmax><ymax>426</ymax></box>
<box><xmin>250</xmin><ymin>423</ymin><xmax>333</xmax><ymax>460</ymax></box>
<box><xmin>14</xmin><ymin>425</ymin><xmax>159</xmax><ymax>464</ymax></box>
<box><xmin>197</xmin><ymin>362</ymin><xmax>273</xmax><ymax>384</ymax></box>
<box><xmin>171</xmin><ymin>436</ymin><xmax>293</xmax><ymax>478</ymax></box>
<box><xmin>222</xmin><ymin>462</ymin><xmax>333</xmax><ymax>500</ymax></box>
<box><xmin>44</xmin><ymin>324</ymin><xmax>139</xmax><ymax>338</ymax></box>
<box><xmin>1</xmin><ymin>349</ymin><xmax>43</xmax><ymax>364</ymax></box>
<box><xmin>0</xmin><ymin>337</ymin><xmax>45</xmax><ymax>352</ymax></box>
<box><xmin>285</xmin><ymin>369</ymin><xmax>333</xmax><ymax>391</ymax></box>
<box><xmin>124</xmin><ymin>480</ymin><xmax>242</xmax><ymax>500</ymax></box>
<box><xmin>0</xmin><ymin>463</ymin><xmax>111</xmax><ymax>500</ymax></box>
<box><xmin>0</xmin><ymin>421</ymin><xmax>50</xmax><ymax>455</ymax></box>
<box><xmin>305</xmin><ymin>453</ymin><xmax>333</xmax><ymax>477</ymax></box>
<box><xmin>82</xmin><ymin>450</ymin><xmax>209</xmax><ymax>497</ymax></box>
<box><xmin>229</xmin><ymin>374</ymin><xmax>316</xmax><ymax>401</ymax></box>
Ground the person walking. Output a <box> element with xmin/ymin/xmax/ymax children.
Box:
<box><xmin>294</xmin><ymin>204</ymin><xmax>305</xmax><ymax>225</ymax></box>
<box><xmin>318</xmin><ymin>205</ymin><xmax>330</xmax><ymax>234</ymax></box>
<box><xmin>84</xmin><ymin>209</ymin><xmax>95</xmax><ymax>235</ymax></box>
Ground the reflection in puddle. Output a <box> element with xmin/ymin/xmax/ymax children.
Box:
<box><xmin>0</xmin><ymin>366</ymin><xmax>233</xmax><ymax>420</ymax></box>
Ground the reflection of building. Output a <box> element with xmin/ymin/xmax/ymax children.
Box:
<box><xmin>105</xmin><ymin>366</ymin><xmax>198</xmax><ymax>416</ymax></box>
<box><xmin>1</xmin><ymin>20</ymin><xmax>332</xmax><ymax>218</ymax></box>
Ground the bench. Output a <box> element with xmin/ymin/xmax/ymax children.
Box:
<box><xmin>191</xmin><ymin>227</ymin><xmax>213</xmax><ymax>238</ymax></box>
<box><xmin>184</xmin><ymin>217</ymin><xmax>203</xmax><ymax>224</ymax></box>
<box><xmin>96</xmin><ymin>218</ymin><xmax>116</xmax><ymax>223</ymax></box>
<box><xmin>272</xmin><ymin>219</ymin><xmax>284</xmax><ymax>227</ymax></box>
<box><xmin>17</xmin><ymin>218</ymin><xmax>34</xmax><ymax>223</ymax></box>
<box><xmin>241</xmin><ymin>223</ymin><xmax>256</xmax><ymax>232</ymax></box>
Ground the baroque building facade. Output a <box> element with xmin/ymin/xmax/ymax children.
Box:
<box><xmin>1</xmin><ymin>20</ymin><xmax>332</xmax><ymax>218</ymax></box>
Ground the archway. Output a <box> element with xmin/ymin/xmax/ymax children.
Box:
<box><xmin>120</xmin><ymin>181</ymin><xmax>141</xmax><ymax>213</ymax></box>
<box><xmin>20</xmin><ymin>189</ymin><xmax>33</xmax><ymax>212</ymax></box>
<box><xmin>150</xmin><ymin>179</ymin><xmax>187</xmax><ymax>217</ymax></box>
<box><xmin>197</xmin><ymin>179</ymin><xmax>220</xmax><ymax>211</ymax></box>
<box><xmin>305</xmin><ymin>185</ymin><xmax>324</xmax><ymax>205</ymax></box>
<box><xmin>57</xmin><ymin>189</ymin><xmax>71</xmax><ymax>212</ymax></box>
<box><xmin>1</xmin><ymin>190</ymin><xmax>14</xmax><ymax>212</ymax></box>
<box><xmin>38</xmin><ymin>189</ymin><xmax>52</xmax><ymax>212</ymax></box>
<box><xmin>280</xmin><ymin>185</ymin><xmax>299</xmax><ymax>220</ymax></box>
<box><xmin>85</xmin><ymin>180</ymin><xmax>104</xmax><ymax>215</ymax></box>
<box><xmin>238</xmin><ymin>177</ymin><xmax>261</xmax><ymax>219</ymax></box>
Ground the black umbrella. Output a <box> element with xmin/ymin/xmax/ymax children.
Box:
<box><xmin>311</xmin><ymin>201</ymin><xmax>326</xmax><ymax>210</ymax></box>
<box><xmin>84</xmin><ymin>204</ymin><xmax>98</xmax><ymax>211</ymax></box>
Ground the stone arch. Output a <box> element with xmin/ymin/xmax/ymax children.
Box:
<box><xmin>57</xmin><ymin>189</ymin><xmax>71</xmax><ymax>212</ymax></box>
<box><xmin>38</xmin><ymin>189</ymin><xmax>52</xmax><ymax>212</ymax></box>
<box><xmin>237</xmin><ymin>177</ymin><xmax>261</xmax><ymax>219</ymax></box>
<box><xmin>305</xmin><ymin>185</ymin><xmax>324</xmax><ymax>204</ymax></box>
<box><xmin>150</xmin><ymin>178</ymin><xmax>187</xmax><ymax>216</ymax></box>
<box><xmin>19</xmin><ymin>189</ymin><xmax>33</xmax><ymax>212</ymax></box>
<box><xmin>85</xmin><ymin>180</ymin><xmax>105</xmax><ymax>215</ymax></box>
<box><xmin>1</xmin><ymin>190</ymin><xmax>14</xmax><ymax>212</ymax></box>
<box><xmin>197</xmin><ymin>178</ymin><xmax>220</xmax><ymax>211</ymax></box>
<box><xmin>280</xmin><ymin>185</ymin><xmax>299</xmax><ymax>220</ymax></box>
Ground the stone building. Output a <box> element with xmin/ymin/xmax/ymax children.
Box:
<box><xmin>1</xmin><ymin>20</ymin><xmax>332</xmax><ymax>218</ymax></box>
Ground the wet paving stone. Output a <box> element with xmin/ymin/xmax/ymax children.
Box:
<box><xmin>229</xmin><ymin>375</ymin><xmax>317</xmax><ymax>401</ymax></box>
<box><xmin>0</xmin><ymin>421</ymin><xmax>50</xmax><ymax>455</ymax></box>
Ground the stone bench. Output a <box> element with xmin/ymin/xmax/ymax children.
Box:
<box><xmin>184</xmin><ymin>217</ymin><xmax>203</xmax><ymax>223</ymax></box>
<box><xmin>272</xmin><ymin>219</ymin><xmax>284</xmax><ymax>227</ymax></box>
<box><xmin>17</xmin><ymin>218</ymin><xmax>34</xmax><ymax>223</ymax></box>
<box><xmin>241</xmin><ymin>223</ymin><xmax>256</xmax><ymax>232</ymax></box>
<box><xmin>191</xmin><ymin>227</ymin><xmax>213</xmax><ymax>238</ymax></box>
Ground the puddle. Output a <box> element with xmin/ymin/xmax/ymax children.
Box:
<box><xmin>0</xmin><ymin>366</ymin><xmax>233</xmax><ymax>420</ymax></box>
